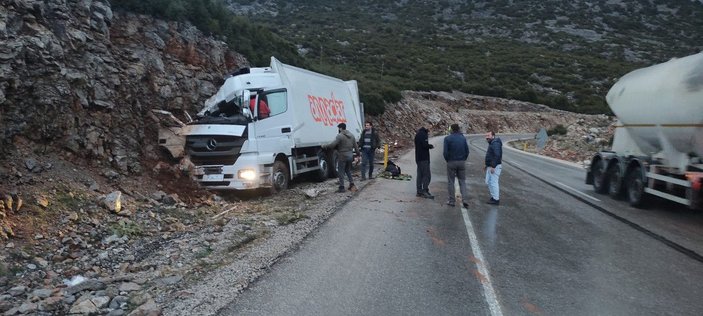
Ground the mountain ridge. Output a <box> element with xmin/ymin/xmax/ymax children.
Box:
<box><xmin>225</xmin><ymin>0</ymin><xmax>703</xmax><ymax>114</ymax></box>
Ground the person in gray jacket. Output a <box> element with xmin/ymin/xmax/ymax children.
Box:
<box><xmin>323</xmin><ymin>123</ymin><xmax>360</xmax><ymax>193</ymax></box>
<box><xmin>443</xmin><ymin>124</ymin><xmax>470</xmax><ymax>207</ymax></box>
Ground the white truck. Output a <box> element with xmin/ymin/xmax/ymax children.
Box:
<box><xmin>586</xmin><ymin>52</ymin><xmax>703</xmax><ymax>209</ymax></box>
<box><xmin>178</xmin><ymin>57</ymin><xmax>364</xmax><ymax>192</ymax></box>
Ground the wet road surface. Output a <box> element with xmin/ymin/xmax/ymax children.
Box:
<box><xmin>220</xmin><ymin>134</ymin><xmax>703</xmax><ymax>316</ymax></box>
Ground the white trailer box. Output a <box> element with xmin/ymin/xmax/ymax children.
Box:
<box><xmin>182</xmin><ymin>57</ymin><xmax>364</xmax><ymax>192</ymax></box>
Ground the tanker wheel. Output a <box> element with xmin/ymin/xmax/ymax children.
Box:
<box><xmin>626</xmin><ymin>165</ymin><xmax>648</xmax><ymax>207</ymax></box>
<box><xmin>592</xmin><ymin>159</ymin><xmax>608</xmax><ymax>194</ymax></box>
<box><xmin>314</xmin><ymin>151</ymin><xmax>330</xmax><ymax>182</ymax></box>
<box><xmin>269</xmin><ymin>161</ymin><xmax>290</xmax><ymax>194</ymax></box>
<box><xmin>607</xmin><ymin>164</ymin><xmax>624</xmax><ymax>199</ymax></box>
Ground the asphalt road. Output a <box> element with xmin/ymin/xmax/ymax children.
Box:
<box><xmin>220</xmin><ymin>134</ymin><xmax>703</xmax><ymax>316</ymax></box>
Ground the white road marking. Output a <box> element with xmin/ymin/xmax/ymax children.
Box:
<box><xmin>457</xmin><ymin>185</ymin><xmax>504</xmax><ymax>316</ymax></box>
<box><xmin>555</xmin><ymin>181</ymin><xmax>601</xmax><ymax>202</ymax></box>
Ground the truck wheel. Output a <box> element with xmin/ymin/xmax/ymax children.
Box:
<box><xmin>327</xmin><ymin>151</ymin><xmax>339</xmax><ymax>178</ymax></box>
<box><xmin>314</xmin><ymin>152</ymin><xmax>330</xmax><ymax>182</ymax></box>
<box><xmin>592</xmin><ymin>159</ymin><xmax>608</xmax><ymax>194</ymax></box>
<box><xmin>269</xmin><ymin>161</ymin><xmax>289</xmax><ymax>194</ymax></box>
<box><xmin>607</xmin><ymin>164</ymin><xmax>624</xmax><ymax>198</ymax></box>
<box><xmin>627</xmin><ymin>165</ymin><xmax>648</xmax><ymax>207</ymax></box>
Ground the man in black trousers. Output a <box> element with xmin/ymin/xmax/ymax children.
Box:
<box><xmin>414</xmin><ymin>126</ymin><xmax>435</xmax><ymax>199</ymax></box>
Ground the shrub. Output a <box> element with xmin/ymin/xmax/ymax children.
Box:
<box><xmin>547</xmin><ymin>124</ymin><xmax>568</xmax><ymax>136</ymax></box>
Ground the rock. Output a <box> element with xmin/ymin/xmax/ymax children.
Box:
<box><xmin>91</xmin><ymin>296</ymin><xmax>111</xmax><ymax>309</ymax></box>
<box><xmin>38</xmin><ymin>296</ymin><xmax>63</xmax><ymax>312</ymax></box>
<box><xmin>24</xmin><ymin>159</ymin><xmax>40</xmax><ymax>172</ymax></box>
<box><xmin>4</xmin><ymin>243</ymin><xmax>13</xmax><ymax>249</ymax></box>
<box><xmin>150</xmin><ymin>191</ymin><xmax>167</xmax><ymax>202</ymax></box>
<box><xmin>127</xmin><ymin>299</ymin><xmax>160</xmax><ymax>316</ymax></box>
<box><xmin>69</xmin><ymin>298</ymin><xmax>98</xmax><ymax>315</ymax></box>
<box><xmin>3</xmin><ymin>307</ymin><xmax>19</xmax><ymax>315</ymax></box>
<box><xmin>34</xmin><ymin>257</ymin><xmax>49</xmax><ymax>268</ymax></box>
<box><xmin>68</xmin><ymin>212</ymin><xmax>79</xmax><ymax>222</ymax></box>
<box><xmin>17</xmin><ymin>302</ymin><xmax>37</xmax><ymax>314</ymax></box>
<box><xmin>118</xmin><ymin>282</ymin><xmax>141</xmax><ymax>292</ymax></box>
<box><xmin>27</xmin><ymin>263</ymin><xmax>37</xmax><ymax>270</ymax></box>
<box><xmin>89</xmin><ymin>182</ymin><xmax>100</xmax><ymax>192</ymax></box>
<box><xmin>8</xmin><ymin>286</ymin><xmax>26</xmax><ymax>296</ymax></box>
<box><xmin>103</xmin><ymin>191</ymin><xmax>122</xmax><ymax>213</ymax></box>
<box><xmin>128</xmin><ymin>292</ymin><xmax>151</xmax><ymax>307</ymax></box>
<box><xmin>109</xmin><ymin>295</ymin><xmax>128</xmax><ymax>309</ymax></box>
<box><xmin>2</xmin><ymin>196</ymin><xmax>12</xmax><ymax>213</ymax></box>
<box><xmin>117</xmin><ymin>209</ymin><xmax>133</xmax><ymax>217</ymax></box>
<box><xmin>103</xmin><ymin>170</ymin><xmax>119</xmax><ymax>180</ymax></box>
<box><xmin>303</xmin><ymin>188</ymin><xmax>320</xmax><ymax>198</ymax></box>
<box><xmin>12</xmin><ymin>197</ymin><xmax>21</xmax><ymax>213</ymax></box>
<box><xmin>588</xmin><ymin>127</ymin><xmax>600</xmax><ymax>134</ymax></box>
<box><xmin>108</xmin><ymin>310</ymin><xmax>126</xmax><ymax>316</ymax></box>
<box><xmin>35</xmin><ymin>195</ymin><xmax>49</xmax><ymax>208</ymax></box>
<box><xmin>65</xmin><ymin>279</ymin><xmax>106</xmax><ymax>295</ymax></box>
<box><xmin>162</xmin><ymin>194</ymin><xmax>178</xmax><ymax>205</ymax></box>
<box><xmin>31</xmin><ymin>288</ymin><xmax>53</xmax><ymax>299</ymax></box>
<box><xmin>154</xmin><ymin>275</ymin><xmax>182</xmax><ymax>286</ymax></box>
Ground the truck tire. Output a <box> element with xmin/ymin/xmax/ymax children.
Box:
<box><xmin>607</xmin><ymin>163</ymin><xmax>624</xmax><ymax>198</ymax></box>
<box><xmin>326</xmin><ymin>151</ymin><xmax>339</xmax><ymax>178</ymax></box>
<box><xmin>592</xmin><ymin>159</ymin><xmax>608</xmax><ymax>194</ymax></box>
<box><xmin>269</xmin><ymin>161</ymin><xmax>289</xmax><ymax>194</ymax></box>
<box><xmin>626</xmin><ymin>165</ymin><xmax>648</xmax><ymax>207</ymax></box>
<box><xmin>314</xmin><ymin>151</ymin><xmax>330</xmax><ymax>182</ymax></box>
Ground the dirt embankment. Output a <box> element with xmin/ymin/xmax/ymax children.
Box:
<box><xmin>368</xmin><ymin>91</ymin><xmax>614</xmax><ymax>163</ymax></box>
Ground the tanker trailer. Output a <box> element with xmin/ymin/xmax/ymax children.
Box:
<box><xmin>586</xmin><ymin>52</ymin><xmax>703</xmax><ymax>209</ymax></box>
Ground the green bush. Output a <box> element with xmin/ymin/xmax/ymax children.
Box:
<box><xmin>547</xmin><ymin>124</ymin><xmax>568</xmax><ymax>136</ymax></box>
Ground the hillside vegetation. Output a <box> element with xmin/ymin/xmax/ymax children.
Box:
<box><xmin>111</xmin><ymin>0</ymin><xmax>703</xmax><ymax>115</ymax></box>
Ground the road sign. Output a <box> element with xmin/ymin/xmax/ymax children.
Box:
<box><xmin>536</xmin><ymin>128</ymin><xmax>548</xmax><ymax>153</ymax></box>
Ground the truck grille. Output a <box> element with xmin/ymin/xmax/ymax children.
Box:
<box><xmin>186</xmin><ymin>135</ymin><xmax>245</xmax><ymax>166</ymax></box>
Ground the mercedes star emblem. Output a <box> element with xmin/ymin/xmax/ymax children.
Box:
<box><xmin>206</xmin><ymin>138</ymin><xmax>218</xmax><ymax>151</ymax></box>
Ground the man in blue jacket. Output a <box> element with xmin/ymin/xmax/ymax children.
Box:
<box><xmin>443</xmin><ymin>124</ymin><xmax>469</xmax><ymax>207</ymax></box>
<box><xmin>484</xmin><ymin>131</ymin><xmax>503</xmax><ymax>205</ymax></box>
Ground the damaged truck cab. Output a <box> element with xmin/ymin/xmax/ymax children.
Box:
<box><xmin>181</xmin><ymin>57</ymin><xmax>363</xmax><ymax>193</ymax></box>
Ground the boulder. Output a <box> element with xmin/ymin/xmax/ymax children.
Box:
<box><xmin>69</xmin><ymin>299</ymin><xmax>98</xmax><ymax>315</ymax></box>
<box><xmin>103</xmin><ymin>191</ymin><xmax>122</xmax><ymax>213</ymax></box>
<box><xmin>65</xmin><ymin>279</ymin><xmax>106</xmax><ymax>296</ymax></box>
<box><xmin>126</xmin><ymin>299</ymin><xmax>161</xmax><ymax>316</ymax></box>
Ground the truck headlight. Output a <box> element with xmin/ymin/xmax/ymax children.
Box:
<box><xmin>238</xmin><ymin>169</ymin><xmax>257</xmax><ymax>180</ymax></box>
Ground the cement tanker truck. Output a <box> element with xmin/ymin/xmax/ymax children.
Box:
<box><xmin>586</xmin><ymin>52</ymin><xmax>703</xmax><ymax>209</ymax></box>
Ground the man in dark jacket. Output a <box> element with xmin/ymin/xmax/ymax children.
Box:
<box><xmin>323</xmin><ymin>123</ymin><xmax>360</xmax><ymax>193</ymax></box>
<box><xmin>414</xmin><ymin>127</ymin><xmax>435</xmax><ymax>199</ymax></box>
<box><xmin>443</xmin><ymin>124</ymin><xmax>469</xmax><ymax>207</ymax></box>
<box><xmin>484</xmin><ymin>131</ymin><xmax>503</xmax><ymax>205</ymax></box>
<box><xmin>358</xmin><ymin>122</ymin><xmax>381</xmax><ymax>180</ymax></box>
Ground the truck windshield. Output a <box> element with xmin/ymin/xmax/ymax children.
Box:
<box><xmin>191</xmin><ymin>96</ymin><xmax>250</xmax><ymax>125</ymax></box>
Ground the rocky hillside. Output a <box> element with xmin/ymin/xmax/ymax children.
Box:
<box><xmin>0</xmin><ymin>1</ymin><xmax>248</xmax><ymax>314</ymax></box>
<box><xmin>0</xmin><ymin>0</ymin><xmax>245</xmax><ymax>163</ymax></box>
<box><xmin>0</xmin><ymin>0</ymin><xmax>246</xmax><ymax>238</ymax></box>
<box><xmin>370</xmin><ymin>91</ymin><xmax>612</xmax><ymax>151</ymax></box>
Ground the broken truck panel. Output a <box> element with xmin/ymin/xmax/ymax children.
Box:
<box><xmin>149</xmin><ymin>109</ymin><xmax>187</xmax><ymax>159</ymax></box>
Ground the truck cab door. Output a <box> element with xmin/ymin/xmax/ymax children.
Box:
<box><xmin>253</xmin><ymin>89</ymin><xmax>293</xmax><ymax>157</ymax></box>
